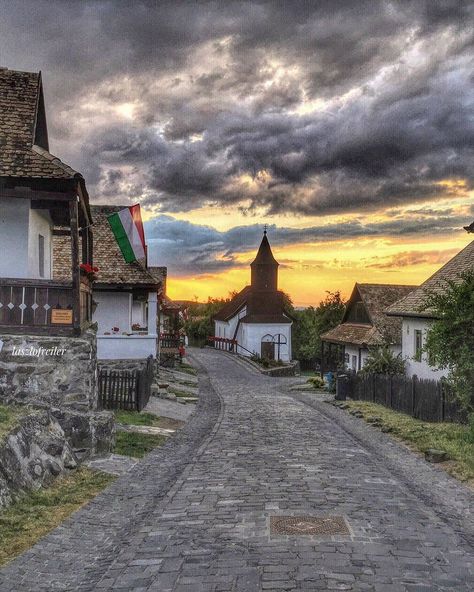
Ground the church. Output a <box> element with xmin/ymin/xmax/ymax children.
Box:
<box><xmin>213</xmin><ymin>230</ymin><xmax>293</xmax><ymax>362</ymax></box>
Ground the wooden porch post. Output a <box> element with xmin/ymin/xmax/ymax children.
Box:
<box><xmin>69</xmin><ymin>198</ymin><xmax>81</xmax><ymax>334</ymax></box>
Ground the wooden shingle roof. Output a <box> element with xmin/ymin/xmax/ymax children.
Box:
<box><xmin>322</xmin><ymin>283</ymin><xmax>416</xmax><ymax>346</ymax></box>
<box><xmin>54</xmin><ymin>205</ymin><xmax>162</xmax><ymax>288</ymax></box>
<box><xmin>387</xmin><ymin>241</ymin><xmax>474</xmax><ymax>319</ymax></box>
<box><xmin>0</xmin><ymin>68</ymin><xmax>79</xmax><ymax>179</ymax></box>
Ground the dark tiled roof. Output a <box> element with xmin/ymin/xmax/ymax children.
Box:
<box><xmin>322</xmin><ymin>283</ymin><xmax>417</xmax><ymax>346</ymax></box>
<box><xmin>251</xmin><ymin>233</ymin><xmax>278</xmax><ymax>266</ymax></box>
<box><xmin>0</xmin><ymin>69</ymin><xmax>79</xmax><ymax>179</ymax></box>
<box><xmin>213</xmin><ymin>286</ymin><xmax>252</xmax><ymax>321</ymax></box>
<box><xmin>387</xmin><ymin>241</ymin><xmax>474</xmax><ymax>318</ymax></box>
<box><xmin>321</xmin><ymin>323</ymin><xmax>382</xmax><ymax>346</ymax></box>
<box><xmin>54</xmin><ymin>205</ymin><xmax>162</xmax><ymax>287</ymax></box>
<box><xmin>240</xmin><ymin>313</ymin><xmax>292</xmax><ymax>324</ymax></box>
<box><xmin>355</xmin><ymin>283</ymin><xmax>417</xmax><ymax>343</ymax></box>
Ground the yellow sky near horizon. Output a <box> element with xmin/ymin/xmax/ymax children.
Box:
<box><xmin>146</xmin><ymin>187</ymin><xmax>474</xmax><ymax>307</ymax></box>
<box><xmin>166</xmin><ymin>232</ymin><xmax>473</xmax><ymax>306</ymax></box>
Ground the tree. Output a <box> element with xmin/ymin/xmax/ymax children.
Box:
<box><xmin>360</xmin><ymin>345</ymin><xmax>405</xmax><ymax>375</ymax></box>
<box><xmin>292</xmin><ymin>291</ymin><xmax>345</xmax><ymax>363</ymax></box>
<box><xmin>423</xmin><ymin>270</ymin><xmax>474</xmax><ymax>410</ymax></box>
<box><xmin>184</xmin><ymin>296</ymin><xmax>231</xmax><ymax>345</ymax></box>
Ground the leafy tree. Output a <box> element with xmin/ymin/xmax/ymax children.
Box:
<box><xmin>360</xmin><ymin>345</ymin><xmax>405</xmax><ymax>375</ymax></box>
<box><xmin>423</xmin><ymin>270</ymin><xmax>474</xmax><ymax>410</ymax></box>
<box><xmin>184</xmin><ymin>296</ymin><xmax>231</xmax><ymax>345</ymax></box>
<box><xmin>292</xmin><ymin>291</ymin><xmax>345</xmax><ymax>362</ymax></box>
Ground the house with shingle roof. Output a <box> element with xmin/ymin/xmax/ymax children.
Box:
<box><xmin>0</xmin><ymin>68</ymin><xmax>93</xmax><ymax>335</ymax></box>
<box><xmin>54</xmin><ymin>205</ymin><xmax>167</xmax><ymax>359</ymax></box>
<box><xmin>213</xmin><ymin>231</ymin><xmax>293</xmax><ymax>361</ymax></box>
<box><xmin>321</xmin><ymin>283</ymin><xmax>416</xmax><ymax>372</ymax></box>
<box><xmin>386</xmin><ymin>240</ymin><xmax>474</xmax><ymax>380</ymax></box>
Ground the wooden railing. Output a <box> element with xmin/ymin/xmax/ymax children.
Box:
<box><xmin>0</xmin><ymin>277</ymin><xmax>92</xmax><ymax>335</ymax></box>
<box><xmin>207</xmin><ymin>336</ymin><xmax>238</xmax><ymax>352</ymax></box>
<box><xmin>159</xmin><ymin>333</ymin><xmax>181</xmax><ymax>351</ymax></box>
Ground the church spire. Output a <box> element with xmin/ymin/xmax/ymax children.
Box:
<box><xmin>250</xmin><ymin>229</ymin><xmax>279</xmax><ymax>292</ymax></box>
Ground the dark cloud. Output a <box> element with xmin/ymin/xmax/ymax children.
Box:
<box><xmin>0</xmin><ymin>1</ymin><xmax>472</xmax><ymax>216</ymax></box>
<box><xmin>145</xmin><ymin>211</ymin><xmax>468</xmax><ymax>276</ymax></box>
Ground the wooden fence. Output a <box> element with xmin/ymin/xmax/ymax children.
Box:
<box><xmin>342</xmin><ymin>373</ymin><xmax>468</xmax><ymax>423</ymax></box>
<box><xmin>98</xmin><ymin>356</ymin><xmax>154</xmax><ymax>411</ymax></box>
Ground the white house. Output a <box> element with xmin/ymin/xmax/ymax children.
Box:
<box><xmin>213</xmin><ymin>230</ymin><xmax>293</xmax><ymax>362</ymax></box>
<box><xmin>387</xmin><ymin>240</ymin><xmax>474</xmax><ymax>380</ymax></box>
<box><xmin>321</xmin><ymin>283</ymin><xmax>416</xmax><ymax>373</ymax></box>
<box><xmin>54</xmin><ymin>205</ymin><xmax>166</xmax><ymax>360</ymax></box>
<box><xmin>0</xmin><ymin>68</ymin><xmax>94</xmax><ymax>336</ymax></box>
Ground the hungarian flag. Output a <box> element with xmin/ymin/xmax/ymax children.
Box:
<box><xmin>107</xmin><ymin>204</ymin><xmax>146</xmax><ymax>263</ymax></box>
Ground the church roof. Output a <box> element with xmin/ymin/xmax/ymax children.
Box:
<box><xmin>213</xmin><ymin>286</ymin><xmax>251</xmax><ymax>321</ymax></box>
<box><xmin>251</xmin><ymin>232</ymin><xmax>278</xmax><ymax>266</ymax></box>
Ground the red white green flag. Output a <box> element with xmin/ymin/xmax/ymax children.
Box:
<box><xmin>107</xmin><ymin>204</ymin><xmax>146</xmax><ymax>263</ymax></box>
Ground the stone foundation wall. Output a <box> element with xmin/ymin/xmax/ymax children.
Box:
<box><xmin>0</xmin><ymin>330</ymin><xmax>98</xmax><ymax>410</ymax></box>
<box><xmin>0</xmin><ymin>410</ymin><xmax>78</xmax><ymax>509</ymax></box>
<box><xmin>0</xmin><ymin>330</ymin><xmax>114</xmax><ymax>457</ymax></box>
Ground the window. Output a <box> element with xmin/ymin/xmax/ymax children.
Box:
<box><xmin>38</xmin><ymin>234</ymin><xmax>45</xmax><ymax>278</ymax></box>
<box><xmin>352</xmin><ymin>355</ymin><xmax>357</xmax><ymax>370</ymax></box>
<box><xmin>414</xmin><ymin>329</ymin><xmax>422</xmax><ymax>362</ymax></box>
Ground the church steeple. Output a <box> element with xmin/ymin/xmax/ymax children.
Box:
<box><xmin>250</xmin><ymin>229</ymin><xmax>279</xmax><ymax>292</ymax></box>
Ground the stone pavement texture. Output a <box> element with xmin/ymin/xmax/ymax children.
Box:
<box><xmin>1</xmin><ymin>348</ymin><xmax>473</xmax><ymax>591</ymax></box>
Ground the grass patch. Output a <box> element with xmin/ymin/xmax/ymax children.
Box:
<box><xmin>0</xmin><ymin>404</ymin><xmax>28</xmax><ymax>441</ymax></box>
<box><xmin>113</xmin><ymin>432</ymin><xmax>165</xmax><ymax>458</ymax></box>
<box><xmin>0</xmin><ymin>467</ymin><xmax>114</xmax><ymax>567</ymax></box>
<box><xmin>114</xmin><ymin>410</ymin><xmax>161</xmax><ymax>427</ymax></box>
<box><xmin>169</xmin><ymin>388</ymin><xmax>194</xmax><ymax>398</ymax></box>
<box><xmin>178</xmin><ymin>363</ymin><xmax>197</xmax><ymax>375</ymax></box>
<box><xmin>346</xmin><ymin>401</ymin><xmax>474</xmax><ymax>484</ymax></box>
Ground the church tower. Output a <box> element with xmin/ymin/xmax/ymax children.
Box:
<box><xmin>250</xmin><ymin>230</ymin><xmax>279</xmax><ymax>292</ymax></box>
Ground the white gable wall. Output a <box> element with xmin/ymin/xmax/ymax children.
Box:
<box><xmin>401</xmin><ymin>318</ymin><xmax>447</xmax><ymax>380</ymax></box>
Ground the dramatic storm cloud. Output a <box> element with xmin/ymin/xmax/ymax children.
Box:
<box><xmin>0</xmin><ymin>1</ymin><xmax>472</xmax><ymax>215</ymax></box>
<box><xmin>1</xmin><ymin>1</ymin><xmax>472</xmax><ymax>301</ymax></box>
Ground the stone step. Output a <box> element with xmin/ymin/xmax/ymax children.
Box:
<box><xmin>116</xmin><ymin>423</ymin><xmax>175</xmax><ymax>436</ymax></box>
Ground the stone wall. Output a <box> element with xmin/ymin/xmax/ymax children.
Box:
<box><xmin>0</xmin><ymin>330</ymin><xmax>114</xmax><ymax>457</ymax></box>
<box><xmin>0</xmin><ymin>409</ymin><xmax>78</xmax><ymax>509</ymax></box>
<box><xmin>0</xmin><ymin>330</ymin><xmax>98</xmax><ymax>409</ymax></box>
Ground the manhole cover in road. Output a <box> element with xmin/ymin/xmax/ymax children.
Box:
<box><xmin>270</xmin><ymin>515</ymin><xmax>350</xmax><ymax>536</ymax></box>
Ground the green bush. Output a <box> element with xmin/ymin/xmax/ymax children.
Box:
<box><xmin>360</xmin><ymin>345</ymin><xmax>405</xmax><ymax>376</ymax></box>
<box><xmin>307</xmin><ymin>375</ymin><xmax>325</xmax><ymax>389</ymax></box>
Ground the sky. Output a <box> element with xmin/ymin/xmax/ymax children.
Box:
<box><xmin>0</xmin><ymin>1</ymin><xmax>473</xmax><ymax>305</ymax></box>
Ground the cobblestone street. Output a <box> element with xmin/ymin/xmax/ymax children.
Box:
<box><xmin>1</xmin><ymin>348</ymin><xmax>473</xmax><ymax>591</ymax></box>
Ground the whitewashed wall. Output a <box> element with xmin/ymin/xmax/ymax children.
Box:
<box><xmin>401</xmin><ymin>318</ymin><xmax>447</xmax><ymax>380</ymax></box>
<box><xmin>344</xmin><ymin>344</ymin><xmax>401</xmax><ymax>371</ymax></box>
<box><xmin>28</xmin><ymin>207</ymin><xmax>53</xmax><ymax>279</ymax></box>
<box><xmin>0</xmin><ymin>197</ymin><xmax>30</xmax><ymax>278</ymax></box>
<box><xmin>214</xmin><ymin>306</ymin><xmax>247</xmax><ymax>340</ymax></box>
<box><xmin>97</xmin><ymin>335</ymin><xmax>157</xmax><ymax>360</ymax></box>
<box><xmin>93</xmin><ymin>291</ymin><xmax>131</xmax><ymax>334</ymax></box>
<box><xmin>239</xmin><ymin>322</ymin><xmax>292</xmax><ymax>361</ymax></box>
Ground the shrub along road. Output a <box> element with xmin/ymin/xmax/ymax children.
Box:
<box><xmin>0</xmin><ymin>348</ymin><xmax>473</xmax><ymax>591</ymax></box>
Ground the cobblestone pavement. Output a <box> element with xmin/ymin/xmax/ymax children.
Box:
<box><xmin>1</xmin><ymin>348</ymin><xmax>473</xmax><ymax>591</ymax></box>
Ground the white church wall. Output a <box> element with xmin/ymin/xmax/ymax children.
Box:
<box><xmin>240</xmin><ymin>322</ymin><xmax>292</xmax><ymax>361</ymax></box>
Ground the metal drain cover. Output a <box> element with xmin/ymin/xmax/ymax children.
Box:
<box><xmin>270</xmin><ymin>515</ymin><xmax>350</xmax><ymax>536</ymax></box>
